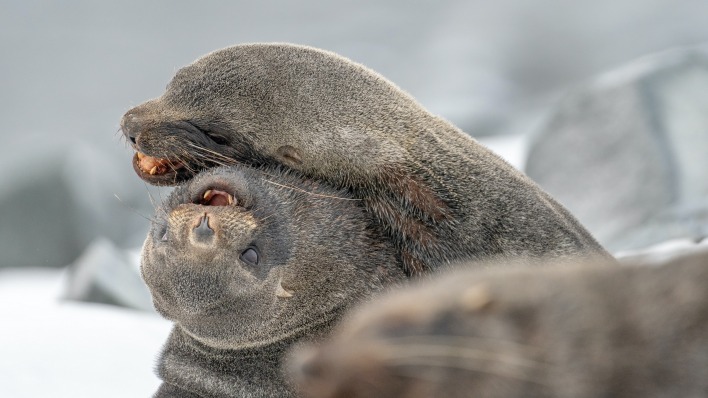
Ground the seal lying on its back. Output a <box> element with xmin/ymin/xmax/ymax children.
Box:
<box><xmin>122</xmin><ymin>43</ymin><xmax>612</xmax><ymax>275</ymax></box>
<box><xmin>141</xmin><ymin>165</ymin><xmax>405</xmax><ymax>397</ymax></box>
<box><xmin>291</xmin><ymin>250</ymin><xmax>708</xmax><ymax>398</ymax></box>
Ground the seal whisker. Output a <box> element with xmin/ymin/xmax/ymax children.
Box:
<box><xmin>263</xmin><ymin>179</ymin><xmax>361</xmax><ymax>201</ymax></box>
<box><xmin>142</xmin><ymin>181</ymin><xmax>159</xmax><ymax>212</ymax></box>
<box><xmin>114</xmin><ymin>126</ymin><xmax>126</xmax><ymax>140</ymax></box>
<box><xmin>192</xmin><ymin>151</ymin><xmax>240</xmax><ymax>169</ymax></box>
<box><xmin>177</xmin><ymin>146</ymin><xmax>231</xmax><ymax>170</ymax></box>
<box><xmin>182</xmin><ymin>145</ymin><xmax>360</xmax><ymax>205</ymax></box>
<box><xmin>142</xmin><ymin>181</ymin><xmax>169</xmax><ymax>219</ymax></box>
<box><xmin>249</xmin><ymin>205</ymin><xmax>279</xmax><ymax>225</ymax></box>
<box><xmin>186</xmin><ymin>142</ymin><xmax>239</xmax><ymax>165</ymax></box>
<box><xmin>113</xmin><ymin>193</ymin><xmax>159</xmax><ymax>223</ymax></box>
<box><xmin>167</xmin><ymin>149</ymin><xmax>202</xmax><ymax>181</ymax></box>
<box><xmin>257</xmin><ymin>212</ymin><xmax>279</xmax><ymax>224</ymax></box>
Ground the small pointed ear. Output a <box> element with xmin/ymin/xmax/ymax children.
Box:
<box><xmin>276</xmin><ymin>145</ymin><xmax>303</xmax><ymax>167</ymax></box>
<box><xmin>276</xmin><ymin>282</ymin><xmax>294</xmax><ymax>298</ymax></box>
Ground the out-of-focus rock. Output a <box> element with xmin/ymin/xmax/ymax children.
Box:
<box><xmin>62</xmin><ymin>141</ymin><xmax>169</xmax><ymax>251</ymax></box>
<box><xmin>0</xmin><ymin>134</ymin><xmax>168</xmax><ymax>269</ymax></box>
<box><xmin>62</xmin><ymin>238</ymin><xmax>153</xmax><ymax>311</ymax></box>
<box><xmin>0</xmin><ymin>158</ymin><xmax>81</xmax><ymax>268</ymax></box>
<box><xmin>0</xmin><ymin>135</ymin><xmax>80</xmax><ymax>268</ymax></box>
<box><xmin>526</xmin><ymin>47</ymin><xmax>708</xmax><ymax>252</ymax></box>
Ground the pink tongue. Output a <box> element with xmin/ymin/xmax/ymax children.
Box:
<box><xmin>207</xmin><ymin>193</ymin><xmax>230</xmax><ymax>206</ymax></box>
<box><xmin>201</xmin><ymin>189</ymin><xmax>235</xmax><ymax>206</ymax></box>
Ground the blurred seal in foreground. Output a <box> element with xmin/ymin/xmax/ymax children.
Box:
<box><xmin>122</xmin><ymin>43</ymin><xmax>612</xmax><ymax>276</ymax></box>
<box><xmin>292</xmin><ymin>248</ymin><xmax>708</xmax><ymax>398</ymax></box>
<box><xmin>141</xmin><ymin>165</ymin><xmax>405</xmax><ymax>397</ymax></box>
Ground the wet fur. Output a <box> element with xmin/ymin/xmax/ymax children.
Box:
<box><xmin>122</xmin><ymin>43</ymin><xmax>613</xmax><ymax>276</ymax></box>
<box><xmin>142</xmin><ymin>165</ymin><xmax>406</xmax><ymax>397</ymax></box>
<box><xmin>292</xmin><ymin>250</ymin><xmax>708</xmax><ymax>398</ymax></box>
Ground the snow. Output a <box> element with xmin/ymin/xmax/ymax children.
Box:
<box><xmin>0</xmin><ymin>268</ymin><xmax>171</xmax><ymax>398</ymax></box>
<box><xmin>615</xmin><ymin>237</ymin><xmax>708</xmax><ymax>266</ymax></box>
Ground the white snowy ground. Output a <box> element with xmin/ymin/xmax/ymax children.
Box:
<box><xmin>0</xmin><ymin>134</ymin><xmax>699</xmax><ymax>397</ymax></box>
<box><xmin>0</xmin><ymin>268</ymin><xmax>172</xmax><ymax>397</ymax></box>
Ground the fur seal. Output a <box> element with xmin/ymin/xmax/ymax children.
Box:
<box><xmin>291</xmin><ymin>250</ymin><xmax>708</xmax><ymax>398</ymax></box>
<box><xmin>122</xmin><ymin>43</ymin><xmax>612</xmax><ymax>275</ymax></box>
<box><xmin>141</xmin><ymin>165</ymin><xmax>406</xmax><ymax>397</ymax></box>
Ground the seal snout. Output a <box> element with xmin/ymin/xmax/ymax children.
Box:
<box><xmin>183</xmin><ymin>187</ymin><xmax>242</xmax><ymax>249</ymax></box>
<box><xmin>120</xmin><ymin>110</ymin><xmax>141</xmax><ymax>145</ymax></box>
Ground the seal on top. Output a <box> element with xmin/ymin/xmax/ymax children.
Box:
<box><xmin>122</xmin><ymin>43</ymin><xmax>612</xmax><ymax>274</ymax></box>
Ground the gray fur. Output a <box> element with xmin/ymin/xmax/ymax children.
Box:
<box><xmin>122</xmin><ymin>43</ymin><xmax>612</xmax><ymax>275</ymax></box>
<box><xmin>142</xmin><ymin>165</ymin><xmax>405</xmax><ymax>397</ymax></box>
<box><xmin>292</xmin><ymin>250</ymin><xmax>708</xmax><ymax>398</ymax></box>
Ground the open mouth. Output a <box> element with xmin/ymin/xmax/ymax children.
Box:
<box><xmin>133</xmin><ymin>152</ymin><xmax>194</xmax><ymax>185</ymax></box>
<box><xmin>136</xmin><ymin>152</ymin><xmax>184</xmax><ymax>175</ymax></box>
<box><xmin>199</xmin><ymin>188</ymin><xmax>236</xmax><ymax>206</ymax></box>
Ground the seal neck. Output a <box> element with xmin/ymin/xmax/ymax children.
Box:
<box><xmin>156</xmin><ymin>326</ymin><xmax>300</xmax><ymax>397</ymax></box>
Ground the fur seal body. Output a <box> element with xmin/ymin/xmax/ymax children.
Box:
<box><xmin>291</xmin><ymin>250</ymin><xmax>708</xmax><ymax>398</ymax></box>
<box><xmin>122</xmin><ymin>43</ymin><xmax>612</xmax><ymax>274</ymax></box>
<box><xmin>141</xmin><ymin>165</ymin><xmax>405</xmax><ymax>397</ymax></box>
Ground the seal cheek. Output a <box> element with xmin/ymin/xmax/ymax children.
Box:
<box><xmin>276</xmin><ymin>145</ymin><xmax>303</xmax><ymax>167</ymax></box>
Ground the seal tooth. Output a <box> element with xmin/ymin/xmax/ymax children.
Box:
<box><xmin>227</xmin><ymin>194</ymin><xmax>234</xmax><ymax>205</ymax></box>
<box><xmin>276</xmin><ymin>282</ymin><xmax>294</xmax><ymax>298</ymax></box>
<box><xmin>149</xmin><ymin>165</ymin><xmax>158</xmax><ymax>175</ymax></box>
<box><xmin>203</xmin><ymin>190</ymin><xmax>213</xmax><ymax>200</ymax></box>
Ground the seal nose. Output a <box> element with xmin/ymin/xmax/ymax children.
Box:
<box><xmin>121</xmin><ymin>109</ymin><xmax>142</xmax><ymax>145</ymax></box>
<box><xmin>191</xmin><ymin>213</ymin><xmax>215</xmax><ymax>245</ymax></box>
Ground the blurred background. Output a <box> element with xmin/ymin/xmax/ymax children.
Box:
<box><xmin>2</xmin><ymin>0</ymin><xmax>708</xmax><ymax>396</ymax></box>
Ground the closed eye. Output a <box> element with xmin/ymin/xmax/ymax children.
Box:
<box><xmin>207</xmin><ymin>133</ymin><xmax>229</xmax><ymax>145</ymax></box>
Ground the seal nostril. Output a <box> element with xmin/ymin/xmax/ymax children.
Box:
<box><xmin>193</xmin><ymin>214</ymin><xmax>214</xmax><ymax>239</ymax></box>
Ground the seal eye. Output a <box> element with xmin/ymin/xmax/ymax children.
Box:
<box><xmin>207</xmin><ymin>133</ymin><xmax>229</xmax><ymax>145</ymax></box>
<box><xmin>240</xmin><ymin>247</ymin><xmax>259</xmax><ymax>266</ymax></box>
